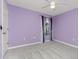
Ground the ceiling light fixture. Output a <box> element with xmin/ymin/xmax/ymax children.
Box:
<box><xmin>50</xmin><ymin>1</ymin><xmax>55</xmax><ymax>9</ymax></box>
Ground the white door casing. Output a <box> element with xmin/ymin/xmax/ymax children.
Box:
<box><xmin>0</xmin><ymin>0</ymin><xmax>2</xmax><ymax>59</ymax></box>
<box><xmin>3</xmin><ymin>0</ymin><xmax>8</xmax><ymax>57</ymax></box>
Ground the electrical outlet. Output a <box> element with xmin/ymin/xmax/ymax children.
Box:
<box><xmin>24</xmin><ymin>37</ymin><xmax>26</xmax><ymax>40</ymax></box>
<box><xmin>72</xmin><ymin>37</ymin><xmax>75</xmax><ymax>44</ymax></box>
<box><xmin>72</xmin><ymin>38</ymin><xmax>74</xmax><ymax>42</ymax></box>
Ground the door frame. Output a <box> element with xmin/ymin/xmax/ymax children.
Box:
<box><xmin>41</xmin><ymin>16</ymin><xmax>52</xmax><ymax>43</ymax></box>
<box><xmin>3</xmin><ymin>0</ymin><xmax>8</xmax><ymax>58</ymax></box>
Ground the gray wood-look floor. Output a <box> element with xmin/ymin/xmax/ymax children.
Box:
<box><xmin>4</xmin><ymin>41</ymin><xmax>78</xmax><ymax>59</ymax></box>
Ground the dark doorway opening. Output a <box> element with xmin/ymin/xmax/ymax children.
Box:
<box><xmin>42</xmin><ymin>16</ymin><xmax>52</xmax><ymax>43</ymax></box>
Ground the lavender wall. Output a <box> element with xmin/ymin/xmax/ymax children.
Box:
<box><xmin>8</xmin><ymin>4</ymin><xmax>78</xmax><ymax>47</ymax></box>
<box><xmin>8</xmin><ymin>5</ymin><xmax>44</xmax><ymax>47</ymax></box>
<box><xmin>53</xmin><ymin>8</ymin><xmax>78</xmax><ymax>46</ymax></box>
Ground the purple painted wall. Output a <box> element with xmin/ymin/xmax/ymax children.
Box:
<box><xmin>8</xmin><ymin>4</ymin><xmax>78</xmax><ymax>47</ymax></box>
<box><xmin>53</xmin><ymin>8</ymin><xmax>78</xmax><ymax>46</ymax></box>
<box><xmin>8</xmin><ymin>5</ymin><xmax>44</xmax><ymax>47</ymax></box>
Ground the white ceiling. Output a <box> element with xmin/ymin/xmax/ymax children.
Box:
<box><xmin>7</xmin><ymin>0</ymin><xmax>78</xmax><ymax>16</ymax></box>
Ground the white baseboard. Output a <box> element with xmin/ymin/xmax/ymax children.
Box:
<box><xmin>8</xmin><ymin>42</ymin><xmax>42</xmax><ymax>49</ymax></box>
<box><xmin>8</xmin><ymin>40</ymin><xmax>78</xmax><ymax>49</ymax></box>
<box><xmin>54</xmin><ymin>39</ymin><xmax>78</xmax><ymax>48</ymax></box>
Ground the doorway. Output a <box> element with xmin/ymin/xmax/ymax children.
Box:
<box><xmin>42</xmin><ymin>16</ymin><xmax>52</xmax><ymax>43</ymax></box>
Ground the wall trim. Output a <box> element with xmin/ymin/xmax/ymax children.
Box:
<box><xmin>8</xmin><ymin>42</ymin><xmax>42</xmax><ymax>49</ymax></box>
<box><xmin>8</xmin><ymin>39</ymin><xmax>78</xmax><ymax>50</ymax></box>
<box><xmin>54</xmin><ymin>39</ymin><xmax>78</xmax><ymax>48</ymax></box>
